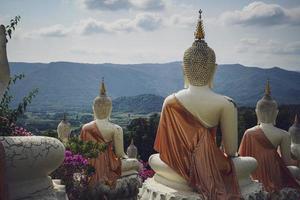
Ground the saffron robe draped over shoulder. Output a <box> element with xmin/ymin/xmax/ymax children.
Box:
<box><xmin>154</xmin><ymin>95</ymin><xmax>241</xmax><ymax>200</ymax></box>
<box><xmin>238</xmin><ymin>126</ymin><xmax>300</xmax><ymax>192</ymax></box>
<box><xmin>80</xmin><ymin>121</ymin><xmax>121</xmax><ymax>187</ymax></box>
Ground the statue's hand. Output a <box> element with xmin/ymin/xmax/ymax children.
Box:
<box><xmin>121</xmin><ymin>154</ymin><xmax>129</xmax><ymax>159</ymax></box>
<box><xmin>0</xmin><ymin>25</ymin><xmax>7</xmax><ymax>47</ymax></box>
<box><xmin>228</xmin><ymin>153</ymin><xmax>240</xmax><ymax>159</ymax></box>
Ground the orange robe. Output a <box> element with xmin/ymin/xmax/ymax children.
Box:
<box><xmin>80</xmin><ymin>121</ymin><xmax>121</xmax><ymax>187</ymax></box>
<box><xmin>154</xmin><ymin>95</ymin><xmax>241</xmax><ymax>200</ymax></box>
<box><xmin>239</xmin><ymin>126</ymin><xmax>300</xmax><ymax>192</ymax></box>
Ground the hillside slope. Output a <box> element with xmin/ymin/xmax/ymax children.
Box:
<box><xmin>9</xmin><ymin>62</ymin><xmax>300</xmax><ymax>110</ymax></box>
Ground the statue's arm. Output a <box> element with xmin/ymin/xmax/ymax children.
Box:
<box><xmin>220</xmin><ymin>99</ymin><xmax>238</xmax><ymax>156</ymax></box>
<box><xmin>281</xmin><ymin>132</ymin><xmax>292</xmax><ymax>165</ymax></box>
<box><xmin>0</xmin><ymin>25</ymin><xmax>10</xmax><ymax>97</ymax></box>
<box><xmin>113</xmin><ymin>125</ymin><xmax>127</xmax><ymax>159</ymax></box>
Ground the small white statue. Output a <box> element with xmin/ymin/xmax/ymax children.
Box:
<box><xmin>127</xmin><ymin>138</ymin><xmax>138</xmax><ymax>159</ymax></box>
<box><xmin>57</xmin><ymin>113</ymin><xmax>71</xmax><ymax>143</ymax></box>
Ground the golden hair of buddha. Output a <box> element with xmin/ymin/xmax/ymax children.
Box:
<box><xmin>183</xmin><ymin>9</ymin><xmax>216</xmax><ymax>88</ymax></box>
<box><xmin>93</xmin><ymin>78</ymin><xmax>112</xmax><ymax>119</ymax></box>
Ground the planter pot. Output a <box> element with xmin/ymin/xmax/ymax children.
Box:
<box><xmin>0</xmin><ymin>136</ymin><xmax>66</xmax><ymax>200</ymax></box>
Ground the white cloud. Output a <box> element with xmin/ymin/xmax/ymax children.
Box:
<box><xmin>32</xmin><ymin>24</ymin><xmax>70</xmax><ymax>37</ymax></box>
<box><xmin>167</xmin><ymin>14</ymin><xmax>194</xmax><ymax>28</ymax></box>
<box><xmin>79</xmin><ymin>13</ymin><xmax>162</xmax><ymax>34</ymax></box>
<box><xmin>82</xmin><ymin>0</ymin><xmax>165</xmax><ymax>11</ymax></box>
<box><xmin>29</xmin><ymin>13</ymin><xmax>163</xmax><ymax>37</ymax></box>
<box><xmin>78</xmin><ymin>18</ymin><xmax>110</xmax><ymax>34</ymax></box>
<box><xmin>134</xmin><ymin>13</ymin><xmax>162</xmax><ymax>31</ymax></box>
<box><xmin>237</xmin><ymin>38</ymin><xmax>300</xmax><ymax>55</ymax></box>
<box><xmin>220</xmin><ymin>1</ymin><xmax>300</xmax><ymax>26</ymax></box>
<box><xmin>129</xmin><ymin>0</ymin><xmax>164</xmax><ymax>10</ymax></box>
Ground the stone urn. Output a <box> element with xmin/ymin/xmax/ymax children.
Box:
<box><xmin>0</xmin><ymin>136</ymin><xmax>67</xmax><ymax>200</ymax></box>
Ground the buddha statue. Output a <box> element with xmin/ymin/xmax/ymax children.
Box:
<box><xmin>290</xmin><ymin>115</ymin><xmax>300</xmax><ymax>161</ymax></box>
<box><xmin>127</xmin><ymin>138</ymin><xmax>138</xmax><ymax>159</ymax></box>
<box><xmin>142</xmin><ymin>10</ymin><xmax>260</xmax><ymax>200</ymax></box>
<box><xmin>239</xmin><ymin>80</ymin><xmax>300</xmax><ymax>192</ymax></box>
<box><xmin>57</xmin><ymin>113</ymin><xmax>71</xmax><ymax>143</ymax></box>
<box><xmin>0</xmin><ymin>25</ymin><xmax>10</xmax><ymax>98</ymax></box>
<box><xmin>80</xmin><ymin>79</ymin><xmax>140</xmax><ymax>187</ymax></box>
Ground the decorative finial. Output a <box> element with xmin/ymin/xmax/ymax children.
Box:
<box><xmin>194</xmin><ymin>9</ymin><xmax>205</xmax><ymax>40</ymax></box>
<box><xmin>295</xmin><ymin>114</ymin><xmax>299</xmax><ymax>125</ymax></box>
<box><xmin>63</xmin><ymin>113</ymin><xmax>67</xmax><ymax>121</ymax></box>
<box><xmin>265</xmin><ymin>79</ymin><xmax>271</xmax><ymax>96</ymax></box>
<box><xmin>100</xmin><ymin>77</ymin><xmax>107</xmax><ymax>96</ymax></box>
<box><xmin>199</xmin><ymin>9</ymin><xmax>202</xmax><ymax>19</ymax></box>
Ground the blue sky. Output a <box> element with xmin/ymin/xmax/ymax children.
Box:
<box><xmin>1</xmin><ymin>0</ymin><xmax>300</xmax><ymax>71</ymax></box>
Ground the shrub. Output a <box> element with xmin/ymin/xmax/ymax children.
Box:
<box><xmin>0</xmin><ymin>75</ymin><xmax>38</xmax><ymax>136</ymax></box>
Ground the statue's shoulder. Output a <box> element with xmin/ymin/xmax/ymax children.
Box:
<box><xmin>222</xmin><ymin>95</ymin><xmax>237</xmax><ymax>108</ymax></box>
<box><xmin>113</xmin><ymin>124</ymin><xmax>123</xmax><ymax>132</ymax></box>
<box><xmin>278</xmin><ymin>128</ymin><xmax>290</xmax><ymax>137</ymax></box>
<box><xmin>162</xmin><ymin>94</ymin><xmax>175</xmax><ymax>108</ymax></box>
<box><xmin>244</xmin><ymin>126</ymin><xmax>258</xmax><ymax>135</ymax></box>
<box><xmin>82</xmin><ymin>121</ymin><xmax>95</xmax><ymax>131</ymax></box>
<box><xmin>165</xmin><ymin>94</ymin><xmax>175</xmax><ymax>103</ymax></box>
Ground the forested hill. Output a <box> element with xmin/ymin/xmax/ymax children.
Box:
<box><xmin>8</xmin><ymin>62</ymin><xmax>300</xmax><ymax>111</ymax></box>
<box><xmin>112</xmin><ymin>94</ymin><xmax>164</xmax><ymax>114</ymax></box>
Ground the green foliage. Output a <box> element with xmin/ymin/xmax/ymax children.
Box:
<box><xmin>41</xmin><ymin>129</ymin><xmax>58</xmax><ymax>138</ymax></box>
<box><xmin>5</xmin><ymin>16</ymin><xmax>21</xmax><ymax>42</ymax></box>
<box><xmin>65</xmin><ymin>136</ymin><xmax>107</xmax><ymax>159</ymax></box>
<box><xmin>80</xmin><ymin>114</ymin><xmax>93</xmax><ymax>124</ymax></box>
<box><xmin>0</xmin><ymin>74</ymin><xmax>38</xmax><ymax>136</ymax></box>
<box><xmin>126</xmin><ymin>113</ymin><xmax>160</xmax><ymax>160</ymax></box>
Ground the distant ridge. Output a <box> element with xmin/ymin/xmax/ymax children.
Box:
<box><xmin>112</xmin><ymin>94</ymin><xmax>164</xmax><ymax>114</ymax></box>
<box><xmin>8</xmin><ymin>61</ymin><xmax>300</xmax><ymax>111</ymax></box>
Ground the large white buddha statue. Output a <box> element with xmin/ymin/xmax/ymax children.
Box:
<box><xmin>239</xmin><ymin>80</ymin><xmax>300</xmax><ymax>192</ymax></box>
<box><xmin>141</xmin><ymin>10</ymin><xmax>260</xmax><ymax>200</ymax></box>
<box><xmin>80</xmin><ymin>79</ymin><xmax>140</xmax><ymax>187</ymax></box>
<box><xmin>0</xmin><ymin>25</ymin><xmax>10</xmax><ymax>98</ymax></box>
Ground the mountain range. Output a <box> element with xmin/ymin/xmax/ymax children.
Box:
<box><xmin>8</xmin><ymin>61</ymin><xmax>300</xmax><ymax>111</ymax></box>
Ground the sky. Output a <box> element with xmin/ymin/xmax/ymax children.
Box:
<box><xmin>0</xmin><ymin>0</ymin><xmax>300</xmax><ymax>71</ymax></box>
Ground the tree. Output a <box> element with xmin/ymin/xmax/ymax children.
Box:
<box><xmin>4</xmin><ymin>16</ymin><xmax>21</xmax><ymax>42</ymax></box>
<box><xmin>126</xmin><ymin>113</ymin><xmax>160</xmax><ymax>161</ymax></box>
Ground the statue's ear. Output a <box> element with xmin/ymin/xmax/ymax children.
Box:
<box><xmin>255</xmin><ymin>109</ymin><xmax>260</xmax><ymax>125</ymax></box>
<box><xmin>208</xmin><ymin>64</ymin><xmax>217</xmax><ymax>89</ymax></box>
<box><xmin>273</xmin><ymin>109</ymin><xmax>279</xmax><ymax>125</ymax></box>
<box><xmin>182</xmin><ymin>64</ymin><xmax>189</xmax><ymax>89</ymax></box>
<box><xmin>184</xmin><ymin>73</ymin><xmax>189</xmax><ymax>89</ymax></box>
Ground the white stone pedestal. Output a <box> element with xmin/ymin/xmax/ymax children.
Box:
<box><xmin>138</xmin><ymin>175</ymin><xmax>266</xmax><ymax>200</ymax></box>
<box><xmin>139</xmin><ymin>176</ymin><xmax>201</xmax><ymax>200</ymax></box>
<box><xmin>88</xmin><ymin>174</ymin><xmax>142</xmax><ymax>200</ymax></box>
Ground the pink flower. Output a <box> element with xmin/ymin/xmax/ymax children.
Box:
<box><xmin>138</xmin><ymin>160</ymin><xmax>155</xmax><ymax>181</ymax></box>
<box><xmin>11</xmin><ymin>126</ymin><xmax>33</xmax><ymax>136</ymax></box>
